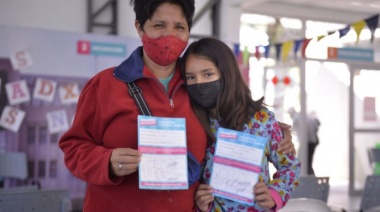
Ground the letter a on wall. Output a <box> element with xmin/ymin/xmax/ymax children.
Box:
<box><xmin>5</xmin><ymin>80</ymin><xmax>31</xmax><ymax>105</ymax></box>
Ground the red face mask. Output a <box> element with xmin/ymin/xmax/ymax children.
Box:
<box><xmin>142</xmin><ymin>34</ymin><xmax>188</xmax><ymax>66</ymax></box>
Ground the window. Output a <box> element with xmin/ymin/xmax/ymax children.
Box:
<box><xmin>39</xmin><ymin>126</ymin><xmax>47</xmax><ymax>144</ymax></box>
<box><xmin>28</xmin><ymin>125</ymin><xmax>49</xmax><ymax>144</ymax></box>
<box><xmin>27</xmin><ymin>126</ymin><xmax>36</xmax><ymax>144</ymax></box>
<box><xmin>38</xmin><ymin>160</ymin><xmax>46</xmax><ymax>178</ymax></box>
<box><xmin>28</xmin><ymin>160</ymin><xmax>34</xmax><ymax>178</ymax></box>
<box><xmin>49</xmin><ymin>160</ymin><xmax>57</xmax><ymax>178</ymax></box>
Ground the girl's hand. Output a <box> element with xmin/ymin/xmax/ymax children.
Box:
<box><xmin>195</xmin><ymin>184</ymin><xmax>214</xmax><ymax>212</ymax></box>
<box><xmin>254</xmin><ymin>181</ymin><xmax>275</xmax><ymax>209</ymax></box>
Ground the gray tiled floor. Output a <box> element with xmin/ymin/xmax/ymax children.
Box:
<box><xmin>328</xmin><ymin>184</ymin><xmax>362</xmax><ymax>212</ymax></box>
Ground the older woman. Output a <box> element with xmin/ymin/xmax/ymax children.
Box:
<box><xmin>59</xmin><ymin>1</ymin><xmax>295</xmax><ymax>211</ymax></box>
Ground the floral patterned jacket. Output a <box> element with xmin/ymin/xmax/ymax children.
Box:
<box><xmin>201</xmin><ymin>108</ymin><xmax>301</xmax><ymax>212</ymax></box>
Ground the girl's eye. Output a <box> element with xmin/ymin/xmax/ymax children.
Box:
<box><xmin>186</xmin><ymin>76</ymin><xmax>194</xmax><ymax>80</ymax></box>
<box><xmin>205</xmin><ymin>73</ymin><xmax>213</xmax><ymax>77</ymax></box>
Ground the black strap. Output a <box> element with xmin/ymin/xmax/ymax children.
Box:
<box><xmin>127</xmin><ymin>81</ymin><xmax>152</xmax><ymax>116</ymax></box>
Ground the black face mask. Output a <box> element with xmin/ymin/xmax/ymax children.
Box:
<box><xmin>187</xmin><ymin>80</ymin><xmax>221</xmax><ymax>108</ymax></box>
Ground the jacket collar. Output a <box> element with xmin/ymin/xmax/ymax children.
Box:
<box><xmin>113</xmin><ymin>46</ymin><xmax>145</xmax><ymax>82</ymax></box>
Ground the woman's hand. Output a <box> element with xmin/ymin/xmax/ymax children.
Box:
<box><xmin>254</xmin><ymin>181</ymin><xmax>275</xmax><ymax>209</ymax></box>
<box><xmin>277</xmin><ymin>122</ymin><xmax>296</xmax><ymax>155</ymax></box>
<box><xmin>110</xmin><ymin>148</ymin><xmax>142</xmax><ymax>177</ymax></box>
<box><xmin>195</xmin><ymin>184</ymin><xmax>214</xmax><ymax>212</ymax></box>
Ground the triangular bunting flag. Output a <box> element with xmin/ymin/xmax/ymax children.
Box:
<box><xmin>275</xmin><ymin>43</ymin><xmax>282</xmax><ymax>61</ymax></box>
<box><xmin>255</xmin><ymin>46</ymin><xmax>261</xmax><ymax>60</ymax></box>
<box><xmin>351</xmin><ymin>20</ymin><xmax>366</xmax><ymax>44</ymax></box>
<box><xmin>242</xmin><ymin>46</ymin><xmax>250</xmax><ymax>67</ymax></box>
<box><xmin>282</xmin><ymin>41</ymin><xmax>293</xmax><ymax>62</ymax></box>
<box><xmin>293</xmin><ymin>39</ymin><xmax>303</xmax><ymax>59</ymax></box>
<box><xmin>264</xmin><ymin>45</ymin><xmax>270</xmax><ymax>58</ymax></box>
<box><xmin>239</xmin><ymin>13</ymin><xmax>379</xmax><ymax>62</ymax></box>
<box><xmin>338</xmin><ymin>26</ymin><xmax>351</xmax><ymax>38</ymax></box>
<box><xmin>234</xmin><ymin>43</ymin><xmax>243</xmax><ymax>65</ymax></box>
<box><xmin>364</xmin><ymin>14</ymin><xmax>379</xmax><ymax>43</ymax></box>
<box><xmin>301</xmin><ymin>38</ymin><xmax>312</xmax><ymax>58</ymax></box>
<box><xmin>233</xmin><ymin>43</ymin><xmax>240</xmax><ymax>57</ymax></box>
<box><xmin>328</xmin><ymin>31</ymin><xmax>336</xmax><ymax>36</ymax></box>
<box><xmin>317</xmin><ymin>35</ymin><xmax>326</xmax><ymax>42</ymax></box>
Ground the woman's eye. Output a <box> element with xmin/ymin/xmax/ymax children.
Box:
<box><xmin>154</xmin><ymin>24</ymin><xmax>164</xmax><ymax>28</ymax></box>
<box><xmin>176</xmin><ymin>25</ymin><xmax>185</xmax><ymax>30</ymax></box>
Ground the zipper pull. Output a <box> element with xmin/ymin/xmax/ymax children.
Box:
<box><xmin>169</xmin><ymin>99</ymin><xmax>174</xmax><ymax>108</ymax></box>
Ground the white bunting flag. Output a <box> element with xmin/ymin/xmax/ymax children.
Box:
<box><xmin>0</xmin><ymin>106</ymin><xmax>26</xmax><ymax>133</ymax></box>
<box><xmin>33</xmin><ymin>78</ymin><xmax>57</xmax><ymax>102</ymax></box>
<box><xmin>46</xmin><ymin>109</ymin><xmax>69</xmax><ymax>134</ymax></box>
<box><xmin>10</xmin><ymin>50</ymin><xmax>34</xmax><ymax>70</ymax></box>
<box><xmin>5</xmin><ymin>80</ymin><xmax>31</xmax><ymax>105</ymax></box>
<box><xmin>59</xmin><ymin>83</ymin><xmax>79</xmax><ymax>105</ymax></box>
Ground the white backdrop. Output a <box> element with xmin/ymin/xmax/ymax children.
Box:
<box><xmin>0</xmin><ymin>24</ymin><xmax>141</xmax><ymax>77</ymax></box>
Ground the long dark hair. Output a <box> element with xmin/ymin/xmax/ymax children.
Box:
<box><xmin>182</xmin><ymin>38</ymin><xmax>264</xmax><ymax>142</ymax></box>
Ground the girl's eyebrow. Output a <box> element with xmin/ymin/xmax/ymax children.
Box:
<box><xmin>185</xmin><ymin>67</ymin><xmax>215</xmax><ymax>74</ymax></box>
<box><xmin>201</xmin><ymin>68</ymin><xmax>214</xmax><ymax>73</ymax></box>
<box><xmin>185</xmin><ymin>69</ymin><xmax>210</xmax><ymax>75</ymax></box>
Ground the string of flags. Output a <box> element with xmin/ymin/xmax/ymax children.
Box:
<box><xmin>0</xmin><ymin>78</ymin><xmax>79</xmax><ymax>134</ymax></box>
<box><xmin>234</xmin><ymin>14</ymin><xmax>379</xmax><ymax>65</ymax></box>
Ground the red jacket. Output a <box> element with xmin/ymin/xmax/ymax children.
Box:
<box><xmin>59</xmin><ymin>47</ymin><xmax>207</xmax><ymax>212</ymax></box>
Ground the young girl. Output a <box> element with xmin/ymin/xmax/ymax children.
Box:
<box><xmin>182</xmin><ymin>38</ymin><xmax>301</xmax><ymax>212</ymax></box>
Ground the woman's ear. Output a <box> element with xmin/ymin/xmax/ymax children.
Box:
<box><xmin>135</xmin><ymin>20</ymin><xmax>144</xmax><ymax>39</ymax></box>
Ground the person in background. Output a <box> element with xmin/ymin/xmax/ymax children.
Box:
<box><xmin>59</xmin><ymin>1</ymin><xmax>296</xmax><ymax>211</ymax></box>
<box><xmin>306</xmin><ymin>111</ymin><xmax>320</xmax><ymax>175</ymax></box>
<box><xmin>182</xmin><ymin>38</ymin><xmax>301</xmax><ymax>212</ymax></box>
<box><xmin>288</xmin><ymin>107</ymin><xmax>320</xmax><ymax>175</ymax></box>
